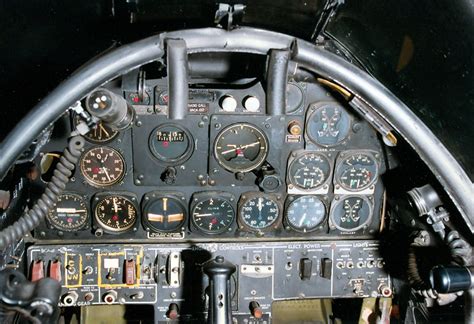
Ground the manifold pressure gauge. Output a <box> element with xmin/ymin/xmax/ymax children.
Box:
<box><xmin>47</xmin><ymin>193</ymin><xmax>88</xmax><ymax>231</ymax></box>
<box><xmin>238</xmin><ymin>193</ymin><xmax>281</xmax><ymax>232</ymax></box>
<box><xmin>94</xmin><ymin>195</ymin><xmax>137</xmax><ymax>233</ymax></box>
<box><xmin>143</xmin><ymin>196</ymin><xmax>186</xmax><ymax>233</ymax></box>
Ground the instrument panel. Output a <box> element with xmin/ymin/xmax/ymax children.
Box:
<box><xmin>34</xmin><ymin>76</ymin><xmax>386</xmax><ymax>243</ymax></box>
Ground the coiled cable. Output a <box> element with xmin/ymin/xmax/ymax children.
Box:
<box><xmin>0</xmin><ymin>136</ymin><xmax>84</xmax><ymax>251</ymax></box>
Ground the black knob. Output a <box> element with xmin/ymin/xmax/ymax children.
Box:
<box><xmin>161</xmin><ymin>167</ymin><xmax>177</xmax><ymax>184</ymax></box>
<box><xmin>203</xmin><ymin>256</ymin><xmax>236</xmax><ymax>324</ymax></box>
<box><xmin>430</xmin><ymin>265</ymin><xmax>474</xmax><ymax>293</ymax></box>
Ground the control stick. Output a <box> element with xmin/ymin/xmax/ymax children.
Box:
<box><xmin>203</xmin><ymin>256</ymin><xmax>236</xmax><ymax>324</ymax></box>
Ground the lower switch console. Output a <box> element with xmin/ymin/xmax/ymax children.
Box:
<box><xmin>27</xmin><ymin>240</ymin><xmax>390</xmax><ymax>322</ymax></box>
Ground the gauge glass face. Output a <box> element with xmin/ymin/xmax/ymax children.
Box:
<box><xmin>149</xmin><ymin>124</ymin><xmax>193</xmax><ymax>163</ymax></box>
<box><xmin>288</xmin><ymin>153</ymin><xmax>331</xmax><ymax>190</ymax></box>
<box><xmin>95</xmin><ymin>196</ymin><xmax>137</xmax><ymax>233</ymax></box>
<box><xmin>144</xmin><ymin>197</ymin><xmax>186</xmax><ymax>232</ymax></box>
<box><xmin>330</xmin><ymin>196</ymin><xmax>371</xmax><ymax>231</ymax></box>
<box><xmin>214</xmin><ymin>123</ymin><xmax>268</xmax><ymax>173</ymax></box>
<box><xmin>337</xmin><ymin>153</ymin><xmax>378</xmax><ymax>191</ymax></box>
<box><xmin>286</xmin><ymin>196</ymin><xmax>325</xmax><ymax>232</ymax></box>
<box><xmin>47</xmin><ymin>193</ymin><xmax>88</xmax><ymax>231</ymax></box>
<box><xmin>307</xmin><ymin>104</ymin><xmax>351</xmax><ymax>146</ymax></box>
<box><xmin>74</xmin><ymin>116</ymin><xmax>118</xmax><ymax>143</ymax></box>
<box><xmin>240</xmin><ymin>196</ymin><xmax>279</xmax><ymax>230</ymax></box>
<box><xmin>80</xmin><ymin>147</ymin><xmax>125</xmax><ymax>187</ymax></box>
<box><xmin>192</xmin><ymin>198</ymin><xmax>234</xmax><ymax>234</ymax></box>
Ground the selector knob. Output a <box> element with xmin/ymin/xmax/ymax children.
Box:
<box><xmin>243</xmin><ymin>96</ymin><xmax>260</xmax><ymax>112</ymax></box>
<box><xmin>220</xmin><ymin>95</ymin><xmax>238</xmax><ymax>112</ymax></box>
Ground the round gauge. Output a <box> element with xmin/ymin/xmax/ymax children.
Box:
<box><xmin>288</xmin><ymin>152</ymin><xmax>331</xmax><ymax>190</ymax></box>
<box><xmin>306</xmin><ymin>104</ymin><xmax>351</xmax><ymax>146</ymax></box>
<box><xmin>80</xmin><ymin>146</ymin><xmax>125</xmax><ymax>187</ymax></box>
<box><xmin>192</xmin><ymin>197</ymin><xmax>235</xmax><ymax>234</ymax></box>
<box><xmin>286</xmin><ymin>196</ymin><xmax>326</xmax><ymax>233</ymax></box>
<box><xmin>214</xmin><ymin>123</ymin><xmax>268</xmax><ymax>173</ymax></box>
<box><xmin>95</xmin><ymin>196</ymin><xmax>137</xmax><ymax>233</ymax></box>
<box><xmin>239</xmin><ymin>195</ymin><xmax>280</xmax><ymax>231</ymax></box>
<box><xmin>74</xmin><ymin>116</ymin><xmax>118</xmax><ymax>144</ymax></box>
<box><xmin>337</xmin><ymin>153</ymin><xmax>378</xmax><ymax>191</ymax></box>
<box><xmin>47</xmin><ymin>193</ymin><xmax>88</xmax><ymax>231</ymax></box>
<box><xmin>286</xmin><ymin>83</ymin><xmax>304</xmax><ymax>114</ymax></box>
<box><xmin>143</xmin><ymin>196</ymin><xmax>186</xmax><ymax>233</ymax></box>
<box><xmin>149</xmin><ymin>124</ymin><xmax>193</xmax><ymax>164</ymax></box>
<box><xmin>330</xmin><ymin>196</ymin><xmax>372</xmax><ymax>231</ymax></box>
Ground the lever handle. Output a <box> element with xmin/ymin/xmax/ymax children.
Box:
<box><xmin>203</xmin><ymin>256</ymin><xmax>236</xmax><ymax>324</ymax></box>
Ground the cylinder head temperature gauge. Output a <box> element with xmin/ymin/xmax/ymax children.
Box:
<box><xmin>47</xmin><ymin>193</ymin><xmax>89</xmax><ymax>231</ymax></box>
<box><xmin>285</xmin><ymin>195</ymin><xmax>326</xmax><ymax>233</ymax></box>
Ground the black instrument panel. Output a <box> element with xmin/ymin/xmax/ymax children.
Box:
<box><xmin>34</xmin><ymin>77</ymin><xmax>386</xmax><ymax>242</ymax></box>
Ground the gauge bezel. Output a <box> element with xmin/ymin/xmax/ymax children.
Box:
<box><xmin>237</xmin><ymin>192</ymin><xmax>282</xmax><ymax>233</ymax></box>
<box><xmin>329</xmin><ymin>195</ymin><xmax>373</xmax><ymax>232</ymax></box>
<box><xmin>334</xmin><ymin>150</ymin><xmax>379</xmax><ymax>194</ymax></box>
<box><xmin>142</xmin><ymin>193</ymin><xmax>187</xmax><ymax>233</ymax></box>
<box><xmin>80</xmin><ymin>146</ymin><xmax>126</xmax><ymax>188</ymax></box>
<box><xmin>148</xmin><ymin>123</ymin><xmax>194</xmax><ymax>165</ymax></box>
<box><xmin>287</xmin><ymin>150</ymin><xmax>333</xmax><ymax>194</ymax></box>
<box><xmin>190</xmin><ymin>192</ymin><xmax>236</xmax><ymax>235</ymax></box>
<box><xmin>47</xmin><ymin>192</ymin><xmax>89</xmax><ymax>232</ymax></box>
<box><xmin>284</xmin><ymin>195</ymin><xmax>327</xmax><ymax>233</ymax></box>
<box><xmin>305</xmin><ymin>102</ymin><xmax>352</xmax><ymax>147</ymax></box>
<box><xmin>213</xmin><ymin>123</ymin><xmax>269</xmax><ymax>173</ymax></box>
<box><xmin>93</xmin><ymin>193</ymin><xmax>138</xmax><ymax>234</ymax></box>
<box><xmin>73</xmin><ymin>114</ymin><xmax>119</xmax><ymax>144</ymax></box>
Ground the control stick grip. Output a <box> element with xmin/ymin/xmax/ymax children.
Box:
<box><xmin>203</xmin><ymin>256</ymin><xmax>236</xmax><ymax>324</ymax></box>
<box><xmin>430</xmin><ymin>265</ymin><xmax>474</xmax><ymax>293</ymax></box>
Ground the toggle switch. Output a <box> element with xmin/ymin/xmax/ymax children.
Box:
<box><xmin>299</xmin><ymin>258</ymin><xmax>312</xmax><ymax>280</ymax></box>
<box><xmin>49</xmin><ymin>260</ymin><xmax>62</xmax><ymax>282</ymax></box>
<box><xmin>125</xmin><ymin>259</ymin><xmax>136</xmax><ymax>285</ymax></box>
<box><xmin>321</xmin><ymin>258</ymin><xmax>332</xmax><ymax>280</ymax></box>
<box><xmin>31</xmin><ymin>260</ymin><xmax>44</xmax><ymax>282</ymax></box>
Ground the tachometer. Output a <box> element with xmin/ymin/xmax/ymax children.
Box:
<box><xmin>214</xmin><ymin>123</ymin><xmax>268</xmax><ymax>173</ymax></box>
<box><xmin>143</xmin><ymin>195</ymin><xmax>186</xmax><ymax>233</ymax></box>
<box><xmin>94</xmin><ymin>195</ymin><xmax>137</xmax><ymax>233</ymax></box>
<box><xmin>191</xmin><ymin>197</ymin><xmax>235</xmax><ymax>234</ymax></box>
<box><xmin>335</xmin><ymin>152</ymin><xmax>378</xmax><ymax>192</ymax></box>
<box><xmin>288</xmin><ymin>152</ymin><xmax>331</xmax><ymax>191</ymax></box>
<box><xmin>47</xmin><ymin>193</ymin><xmax>88</xmax><ymax>231</ymax></box>
<box><xmin>238</xmin><ymin>193</ymin><xmax>280</xmax><ymax>231</ymax></box>
<box><xmin>285</xmin><ymin>195</ymin><xmax>325</xmax><ymax>233</ymax></box>
<box><xmin>148</xmin><ymin>124</ymin><xmax>193</xmax><ymax>164</ymax></box>
<box><xmin>80</xmin><ymin>146</ymin><xmax>125</xmax><ymax>187</ymax></box>
<box><xmin>306</xmin><ymin>103</ymin><xmax>351</xmax><ymax>146</ymax></box>
<box><xmin>329</xmin><ymin>196</ymin><xmax>372</xmax><ymax>232</ymax></box>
